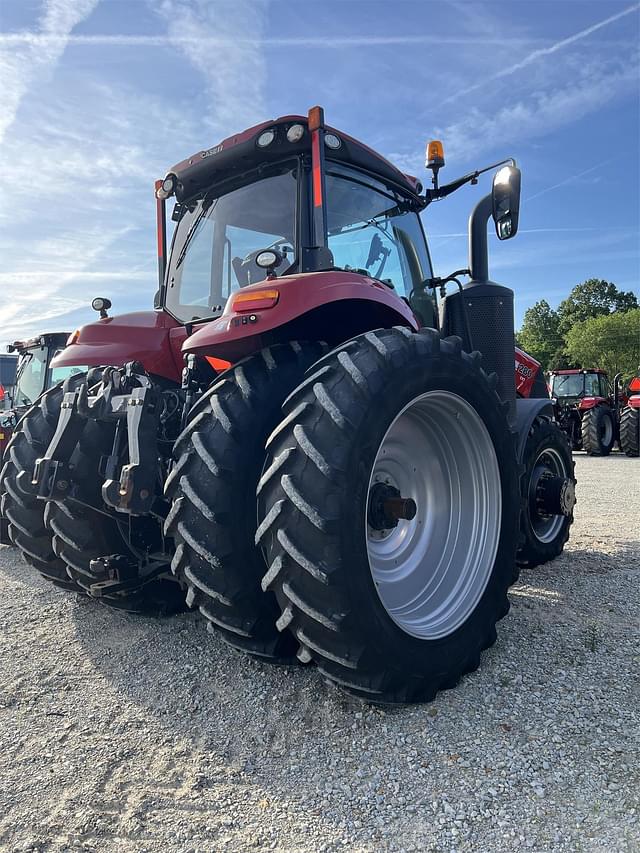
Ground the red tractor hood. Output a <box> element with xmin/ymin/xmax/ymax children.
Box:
<box><xmin>51</xmin><ymin>310</ymin><xmax>187</xmax><ymax>382</ymax></box>
<box><xmin>182</xmin><ymin>270</ymin><xmax>418</xmax><ymax>362</ymax></box>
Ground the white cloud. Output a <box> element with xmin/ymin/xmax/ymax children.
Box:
<box><xmin>432</xmin><ymin>58</ymin><xmax>639</xmax><ymax>164</ymax></box>
<box><xmin>0</xmin><ymin>0</ymin><xmax>99</xmax><ymax>145</ymax></box>
<box><xmin>153</xmin><ymin>0</ymin><xmax>268</xmax><ymax>132</ymax></box>
<box><xmin>0</xmin><ymin>0</ymin><xmax>275</xmax><ymax>349</ymax></box>
<box><xmin>441</xmin><ymin>2</ymin><xmax>640</xmax><ymax>105</ymax></box>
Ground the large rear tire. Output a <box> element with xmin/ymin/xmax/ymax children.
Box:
<box><xmin>257</xmin><ymin>328</ymin><xmax>519</xmax><ymax>703</ymax></box>
<box><xmin>619</xmin><ymin>406</ymin><xmax>639</xmax><ymax>457</ymax></box>
<box><xmin>581</xmin><ymin>406</ymin><xmax>614</xmax><ymax>456</ymax></box>
<box><xmin>165</xmin><ymin>341</ymin><xmax>326</xmax><ymax>660</ymax></box>
<box><xmin>517</xmin><ymin>418</ymin><xmax>575</xmax><ymax>568</ymax></box>
<box><xmin>0</xmin><ymin>386</ymin><xmax>83</xmax><ymax>592</ymax></box>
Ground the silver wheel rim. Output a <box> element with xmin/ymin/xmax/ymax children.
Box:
<box><xmin>530</xmin><ymin>446</ymin><xmax>568</xmax><ymax>543</ymax></box>
<box><xmin>366</xmin><ymin>390</ymin><xmax>501</xmax><ymax>640</ymax></box>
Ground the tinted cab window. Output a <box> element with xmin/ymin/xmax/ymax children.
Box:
<box><xmin>325</xmin><ymin>165</ymin><xmax>432</xmax><ymax>298</ymax></box>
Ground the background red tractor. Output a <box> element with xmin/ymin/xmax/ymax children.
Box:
<box><xmin>620</xmin><ymin>373</ymin><xmax>640</xmax><ymax>457</ymax></box>
<box><xmin>549</xmin><ymin>367</ymin><xmax>633</xmax><ymax>456</ymax></box>
<box><xmin>0</xmin><ymin>333</ymin><xmax>74</xmax><ymax>542</ymax></box>
<box><xmin>1</xmin><ymin>107</ymin><xmax>576</xmax><ymax>702</ymax></box>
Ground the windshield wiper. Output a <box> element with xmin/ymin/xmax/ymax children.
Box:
<box><xmin>174</xmin><ymin>197</ymin><xmax>218</xmax><ymax>271</ymax></box>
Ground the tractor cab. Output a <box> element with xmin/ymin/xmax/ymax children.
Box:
<box><xmin>1</xmin><ymin>332</ymin><xmax>74</xmax><ymax>519</ymax></box>
<box><xmin>158</xmin><ymin>110</ymin><xmax>435</xmax><ymax>332</ymax></box>
<box><xmin>5</xmin><ymin>333</ymin><xmax>75</xmax><ymax>412</ymax></box>
<box><xmin>550</xmin><ymin>369</ymin><xmax>610</xmax><ymax>406</ymax></box>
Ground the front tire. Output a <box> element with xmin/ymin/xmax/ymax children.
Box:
<box><xmin>619</xmin><ymin>406</ymin><xmax>639</xmax><ymax>457</ymax></box>
<box><xmin>0</xmin><ymin>386</ymin><xmax>84</xmax><ymax>592</ymax></box>
<box><xmin>517</xmin><ymin>419</ymin><xmax>575</xmax><ymax>568</ymax></box>
<box><xmin>257</xmin><ymin>328</ymin><xmax>519</xmax><ymax>703</ymax></box>
<box><xmin>581</xmin><ymin>406</ymin><xmax>614</xmax><ymax>456</ymax></box>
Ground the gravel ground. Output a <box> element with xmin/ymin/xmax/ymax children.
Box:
<box><xmin>0</xmin><ymin>453</ymin><xmax>638</xmax><ymax>853</ymax></box>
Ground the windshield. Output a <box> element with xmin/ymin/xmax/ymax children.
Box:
<box><xmin>325</xmin><ymin>165</ymin><xmax>432</xmax><ymax>297</ymax></box>
<box><xmin>165</xmin><ymin>164</ymin><xmax>299</xmax><ymax>322</ymax></box>
<box><xmin>551</xmin><ymin>374</ymin><xmax>585</xmax><ymax>397</ymax></box>
<box><xmin>50</xmin><ymin>364</ymin><xmax>87</xmax><ymax>385</ymax></box>
<box><xmin>14</xmin><ymin>347</ymin><xmax>47</xmax><ymax>406</ymax></box>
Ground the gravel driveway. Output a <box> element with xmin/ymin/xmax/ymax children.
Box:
<box><xmin>0</xmin><ymin>454</ymin><xmax>638</xmax><ymax>852</ymax></box>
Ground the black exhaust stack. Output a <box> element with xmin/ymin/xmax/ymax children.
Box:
<box><xmin>440</xmin><ymin>193</ymin><xmax>516</xmax><ymax>424</ymax></box>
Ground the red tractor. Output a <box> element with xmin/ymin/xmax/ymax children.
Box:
<box><xmin>0</xmin><ymin>333</ymin><xmax>75</xmax><ymax>541</ymax></box>
<box><xmin>620</xmin><ymin>374</ymin><xmax>640</xmax><ymax>457</ymax></box>
<box><xmin>549</xmin><ymin>367</ymin><xmax>631</xmax><ymax>456</ymax></box>
<box><xmin>1</xmin><ymin>108</ymin><xmax>576</xmax><ymax>702</ymax></box>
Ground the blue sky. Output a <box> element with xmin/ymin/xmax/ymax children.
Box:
<box><xmin>0</xmin><ymin>0</ymin><xmax>638</xmax><ymax>350</ymax></box>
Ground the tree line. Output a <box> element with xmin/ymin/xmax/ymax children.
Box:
<box><xmin>517</xmin><ymin>279</ymin><xmax>639</xmax><ymax>380</ymax></box>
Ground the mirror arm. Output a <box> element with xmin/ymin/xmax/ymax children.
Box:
<box><xmin>423</xmin><ymin>157</ymin><xmax>516</xmax><ymax>204</ymax></box>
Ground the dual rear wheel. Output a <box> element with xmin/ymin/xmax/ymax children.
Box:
<box><xmin>169</xmin><ymin>328</ymin><xmax>519</xmax><ymax>702</ymax></box>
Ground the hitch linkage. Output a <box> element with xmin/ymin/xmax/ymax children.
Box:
<box><xmin>87</xmin><ymin>553</ymin><xmax>166</xmax><ymax>597</ymax></box>
<box><xmin>28</xmin><ymin>385</ymin><xmax>89</xmax><ymax>500</ymax></box>
<box><xmin>31</xmin><ymin>363</ymin><xmax>162</xmax><ymax>516</ymax></box>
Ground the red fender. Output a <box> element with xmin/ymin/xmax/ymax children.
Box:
<box><xmin>578</xmin><ymin>397</ymin><xmax>607</xmax><ymax>411</ymax></box>
<box><xmin>182</xmin><ymin>270</ymin><xmax>418</xmax><ymax>361</ymax></box>
<box><xmin>50</xmin><ymin>311</ymin><xmax>187</xmax><ymax>383</ymax></box>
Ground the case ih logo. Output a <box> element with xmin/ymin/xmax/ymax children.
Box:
<box><xmin>201</xmin><ymin>144</ymin><xmax>223</xmax><ymax>159</ymax></box>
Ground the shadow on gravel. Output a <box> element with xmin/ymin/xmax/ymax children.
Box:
<box><xmin>65</xmin><ymin>544</ymin><xmax>638</xmax><ymax>741</ymax></box>
<box><xmin>5</xmin><ymin>537</ymin><xmax>639</xmax><ymax>850</ymax></box>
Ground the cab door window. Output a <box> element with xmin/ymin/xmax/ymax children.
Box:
<box><xmin>325</xmin><ymin>165</ymin><xmax>432</xmax><ymax>298</ymax></box>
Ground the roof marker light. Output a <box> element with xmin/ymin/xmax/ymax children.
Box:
<box><xmin>286</xmin><ymin>123</ymin><xmax>305</xmax><ymax>143</ymax></box>
<box><xmin>257</xmin><ymin>129</ymin><xmax>276</xmax><ymax>147</ymax></box>
<box><xmin>156</xmin><ymin>173</ymin><xmax>176</xmax><ymax>199</ymax></box>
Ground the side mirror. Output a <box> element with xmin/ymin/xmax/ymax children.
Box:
<box><xmin>492</xmin><ymin>165</ymin><xmax>521</xmax><ymax>240</ymax></box>
<box><xmin>153</xmin><ymin>289</ymin><xmax>162</xmax><ymax>309</ymax></box>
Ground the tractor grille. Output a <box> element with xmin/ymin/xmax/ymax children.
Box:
<box><xmin>442</xmin><ymin>287</ymin><xmax>516</xmax><ymax>423</ymax></box>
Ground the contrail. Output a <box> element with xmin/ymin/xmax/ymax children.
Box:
<box><xmin>441</xmin><ymin>3</ymin><xmax>640</xmax><ymax>104</ymax></box>
<box><xmin>524</xmin><ymin>160</ymin><xmax>613</xmax><ymax>202</ymax></box>
<box><xmin>0</xmin><ymin>33</ymin><xmax>554</xmax><ymax>47</ymax></box>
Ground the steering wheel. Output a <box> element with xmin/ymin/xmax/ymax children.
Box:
<box><xmin>233</xmin><ymin>239</ymin><xmax>293</xmax><ymax>286</ymax></box>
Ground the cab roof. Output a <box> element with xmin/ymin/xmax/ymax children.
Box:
<box><xmin>550</xmin><ymin>368</ymin><xmax>607</xmax><ymax>375</ymax></box>
<box><xmin>7</xmin><ymin>332</ymin><xmax>69</xmax><ymax>353</ymax></box>
<box><xmin>168</xmin><ymin>114</ymin><xmax>423</xmax><ymax>204</ymax></box>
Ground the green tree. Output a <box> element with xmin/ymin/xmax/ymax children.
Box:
<box><xmin>557</xmin><ymin>279</ymin><xmax>638</xmax><ymax>336</ymax></box>
<box><xmin>518</xmin><ymin>299</ymin><xmax>561</xmax><ymax>369</ymax></box>
<box><xmin>564</xmin><ymin>308</ymin><xmax>640</xmax><ymax>381</ymax></box>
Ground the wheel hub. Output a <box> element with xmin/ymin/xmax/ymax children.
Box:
<box><xmin>368</xmin><ymin>482</ymin><xmax>417</xmax><ymax>531</ymax></box>
<box><xmin>534</xmin><ymin>471</ymin><xmax>576</xmax><ymax>517</ymax></box>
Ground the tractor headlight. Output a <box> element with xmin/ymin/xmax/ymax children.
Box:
<box><xmin>257</xmin><ymin>129</ymin><xmax>276</xmax><ymax>148</ymax></box>
<box><xmin>286</xmin><ymin>124</ymin><xmax>305</xmax><ymax>143</ymax></box>
<box><xmin>324</xmin><ymin>133</ymin><xmax>341</xmax><ymax>150</ymax></box>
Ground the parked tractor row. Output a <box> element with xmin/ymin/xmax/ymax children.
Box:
<box><xmin>550</xmin><ymin>368</ymin><xmax>640</xmax><ymax>457</ymax></box>
<box><xmin>1</xmin><ymin>108</ymin><xmax>580</xmax><ymax>703</ymax></box>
